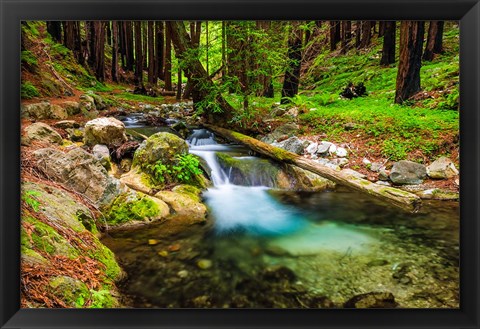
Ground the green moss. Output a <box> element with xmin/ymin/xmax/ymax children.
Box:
<box><xmin>105</xmin><ymin>193</ymin><xmax>161</xmax><ymax>225</ymax></box>
<box><xmin>21</xmin><ymin>82</ymin><xmax>40</xmax><ymax>99</ymax></box>
<box><xmin>21</xmin><ymin>50</ymin><xmax>38</xmax><ymax>67</ymax></box>
<box><xmin>172</xmin><ymin>185</ymin><xmax>202</xmax><ymax>202</ymax></box>
<box><xmin>90</xmin><ymin>244</ymin><xmax>122</xmax><ymax>281</ymax></box>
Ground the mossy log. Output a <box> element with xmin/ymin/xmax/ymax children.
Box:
<box><xmin>204</xmin><ymin>124</ymin><xmax>422</xmax><ymax>212</ymax></box>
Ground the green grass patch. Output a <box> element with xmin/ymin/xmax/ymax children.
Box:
<box><xmin>21</xmin><ymin>81</ymin><xmax>40</xmax><ymax>99</ymax></box>
<box><xmin>114</xmin><ymin>92</ymin><xmax>164</xmax><ymax>104</ymax></box>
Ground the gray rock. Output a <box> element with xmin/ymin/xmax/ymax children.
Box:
<box><xmin>84</xmin><ymin>117</ymin><xmax>127</xmax><ymax>147</ymax></box>
<box><xmin>426</xmin><ymin>157</ymin><xmax>459</xmax><ymax>179</ymax></box>
<box><xmin>66</xmin><ymin>128</ymin><xmax>84</xmax><ymax>142</ymax></box>
<box><xmin>375</xmin><ymin>181</ymin><xmax>391</xmax><ymax>186</ymax></box>
<box><xmin>335</xmin><ymin>147</ymin><xmax>348</xmax><ymax>158</ymax></box>
<box><xmin>273</xmin><ymin>136</ymin><xmax>305</xmax><ymax>155</ymax></box>
<box><xmin>22</xmin><ymin>122</ymin><xmax>63</xmax><ymax>145</ymax></box>
<box><xmin>316</xmin><ymin>141</ymin><xmax>333</xmax><ymax>155</ymax></box>
<box><xmin>305</xmin><ymin>142</ymin><xmax>318</xmax><ymax>155</ymax></box>
<box><xmin>389</xmin><ymin>160</ymin><xmax>427</xmax><ymax>185</ymax></box>
<box><xmin>261</xmin><ymin>123</ymin><xmax>299</xmax><ymax>144</ymax></box>
<box><xmin>88</xmin><ymin>93</ymin><xmax>108</xmax><ymax>111</ymax></box>
<box><xmin>92</xmin><ymin>144</ymin><xmax>111</xmax><ymax>169</ymax></box>
<box><xmin>370</xmin><ymin>162</ymin><xmax>384</xmax><ymax>172</ymax></box>
<box><xmin>330</xmin><ymin>158</ymin><xmax>349</xmax><ymax>167</ymax></box>
<box><xmin>270</xmin><ymin>107</ymin><xmax>286</xmax><ymax>117</ymax></box>
<box><xmin>378</xmin><ymin>168</ymin><xmax>389</xmax><ymax>181</ymax></box>
<box><xmin>32</xmin><ymin>147</ymin><xmax>123</xmax><ymax>207</ymax></box>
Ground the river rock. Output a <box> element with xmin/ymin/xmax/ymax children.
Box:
<box><xmin>389</xmin><ymin>160</ymin><xmax>427</xmax><ymax>185</ymax></box>
<box><xmin>330</xmin><ymin>158</ymin><xmax>349</xmax><ymax>167</ymax></box>
<box><xmin>280</xmin><ymin>164</ymin><xmax>336</xmax><ymax>191</ymax></box>
<box><xmin>92</xmin><ymin>144</ymin><xmax>111</xmax><ymax>170</ymax></box>
<box><xmin>155</xmin><ymin>189</ymin><xmax>207</xmax><ymax>223</ymax></box>
<box><xmin>415</xmin><ymin>188</ymin><xmax>459</xmax><ymax>201</ymax></box>
<box><xmin>133</xmin><ymin>132</ymin><xmax>189</xmax><ymax>166</ymax></box>
<box><xmin>316</xmin><ymin>141</ymin><xmax>332</xmax><ymax>155</ymax></box>
<box><xmin>378</xmin><ymin>168</ymin><xmax>389</xmax><ymax>181</ymax></box>
<box><xmin>335</xmin><ymin>147</ymin><xmax>348</xmax><ymax>158</ymax></box>
<box><xmin>22</xmin><ymin>122</ymin><xmax>63</xmax><ymax>146</ymax></box>
<box><xmin>305</xmin><ymin>142</ymin><xmax>318</xmax><ymax>154</ymax></box>
<box><xmin>21</xmin><ymin>101</ymin><xmax>68</xmax><ymax>120</ymax></box>
<box><xmin>32</xmin><ymin>147</ymin><xmax>123</xmax><ymax>207</ymax></box>
<box><xmin>370</xmin><ymin>162</ymin><xmax>384</xmax><ymax>172</ymax></box>
<box><xmin>79</xmin><ymin>94</ymin><xmax>96</xmax><ymax>112</ymax></box>
<box><xmin>84</xmin><ymin>117</ymin><xmax>128</xmax><ymax>147</ymax></box>
<box><xmin>66</xmin><ymin>128</ymin><xmax>84</xmax><ymax>142</ymax></box>
<box><xmin>272</xmin><ymin>136</ymin><xmax>306</xmax><ymax>155</ymax></box>
<box><xmin>261</xmin><ymin>123</ymin><xmax>299</xmax><ymax>143</ymax></box>
<box><xmin>344</xmin><ymin>292</ymin><xmax>397</xmax><ymax>308</ymax></box>
<box><xmin>88</xmin><ymin>92</ymin><xmax>108</xmax><ymax>111</ymax></box>
<box><xmin>426</xmin><ymin>157</ymin><xmax>459</xmax><ymax>179</ymax></box>
<box><xmin>196</xmin><ymin>259</ymin><xmax>213</xmax><ymax>270</ymax></box>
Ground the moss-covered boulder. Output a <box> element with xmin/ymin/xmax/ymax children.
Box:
<box><xmin>22</xmin><ymin>122</ymin><xmax>63</xmax><ymax>146</ymax></box>
<box><xmin>119</xmin><ymin>167</ymin><xmax>158</xmax><ymax>195</ymax></box>
<box><xmin>20</xmin><ymin>182</ymin><xmax>123</xmax><ymax>308</ymax></box>
<box><xmin>32</xmin><ymin>147</ymin><xmax>123</xmax><ymax>207</ymax></box>
<box><xmin>21</xmin><ymin>101</ymin><xmax>68</xmax><ymax>120</ymax></box>
<box><xmin>132</xmin><ymin>132</ymin><xmax>189</xmax><ymax>167</ymax></box>
<box><xmin>155</xmin><ymin>188</ymin><xmax>207</xmax><ymax>223</ymax></box>
<box><xmin>104</xmin><ymin>190</ymin><xmax>170</xmax><ymax>227</ymax></box>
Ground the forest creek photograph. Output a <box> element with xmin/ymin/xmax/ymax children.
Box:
<box><xmin>20</xmin><ymin>20</ymin><xmax>459</xmax><ymax>309</ymax></box>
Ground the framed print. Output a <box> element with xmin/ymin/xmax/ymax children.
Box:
<box><xmin>1</xmin><ymin>0</ymin><xmax>479</xmax><ymax>328</ymax></box>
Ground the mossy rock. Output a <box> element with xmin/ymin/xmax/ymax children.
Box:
<box><xmin>132</xmin><ymin>132</ymin><xmax>189</xmax><ymax>167</ymax></box>
<box><xmin>104</xmin><ymin>190</ymin><xmax>170</xmax><ymax>226</ymax></box>
<box><xmin>172</xmin><ymin>184</ymin><xmax>202</xmax><ymax>202</ymax></box>
<box><xmin>155</xmin><ymin>190</ymin><xmax>207</xmax><ymax>223</ymax></box>
<box><xmin>49</xmin><ymin>276</ymin><xmax>90</xmax><ymax>307</ymax></box>
<box><xmin>120</xmin><ymin>167</ymin><xmax>160</xmax><ymax>194</ymax></box>
<box><xmin>281</xmin><ymin>164</ymin><xmax>336</xmax><ymax>191</ymax></box>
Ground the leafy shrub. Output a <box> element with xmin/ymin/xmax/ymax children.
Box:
<box><xmin>21</xmin><ymin>82</ymin><xmax>40</xmax><ymax>99</ymax></box>
<box><xmin>143</xmin><ymin>153</ymin><xmax>202</xmax><ymax>185</ymax></box>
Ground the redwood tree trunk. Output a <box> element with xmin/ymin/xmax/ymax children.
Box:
<box><xmin>360</xmin><ymin>21</ymin><xmax>372</xmax><ymax>48</ymax></box>
<box><xmin>281</xmin><ymin>23</ymin><xmax>303</xmax><ymax>104</ymax></box>
<box><xmin>433</xmin><ymin>21</ymin><xmax>444</xmax><ymax>54</ymax></box>
<box><xmin>329</xmin><ymin>21</ymin><xmax>340</xmax><ymax>51</ymax></box>
<box><xmin>341</xmin><ymin>21</ymin><xmax>352</xmax><ymax>53</ymax></box>
<box><xmin>167</xmin><ymin>21</ymin><xmax>235</xmax><ymax>124</ymax></box>
<box><xmin>111</xmin><ymin>21</ymin><xmax>119</xmax><ymax>82</ymax></box>
<box><xmin>155</xmin><ymin>21</ymin><xmax>164</xmax><ymax>81</ymax></box>
<box><xmin>164</xmin><ymin>23</ymin><xmax>173</xmax><ymax>91</ymax></box>
<box><xmin>134</xmin><ymin>21</ymin><xmax>144</xmax><ymax>88</ymax></box>
<box><xmin>380</xmin><ymin>21</ymin><xmax>396</xmax><ymax>66</ymax></box>
<box><xmin>46</xmin><ymin>22</ymin><xmax>62</xmax><ymax>43</ymax></box>
<box><xmin>93</xmin><ymin>22</ymin><xmax>106</xmax><ymax>82</ymax></box>
<box><xmin>395</xmin><ymin>21</ymin><xmax>425</xmax><ymax>104</ymax></box>
<box><xmin>147</xmin><ymin>21</ymin><xmax>156</xmax><ymax>85</ymax></box>
<box><xmin>423</xmin><ymin>21</ymin><xmax>443</xmax><ymax>61</ymax></box>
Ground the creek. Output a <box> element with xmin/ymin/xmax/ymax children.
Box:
<box><xmin>102</xmin><ymin>115</ymin><xmax>459</xmax><ymax>308</ymax></box>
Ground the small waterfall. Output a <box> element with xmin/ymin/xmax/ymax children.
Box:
<box><xmin>187</xmin><ymin>128</ymin><xmax>217</xmax><ymax>146</ymax></box>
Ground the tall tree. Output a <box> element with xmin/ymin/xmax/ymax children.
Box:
<box><xmin>111</xmin><ymin>21</ymin><xmax>119</xmax><ymax>82</ymax></box>
<box><xmin>359</xmin><ymin>21</ymin><xmax>372</xmax><ymax>48</ymax></box>
<box><xmin>167</xmin><ymin>21</ymin><xmax>235</xmax><ymax>124</ymax></box>
<box><xmin>155</xmin><ymin>21</ymin><xmax>164</xmax><ymax>81</ymax></box>
<box><xmin>329</xmin><ymin>21</ymin><xmax>340</xmax><ymax>51</ymax></box>
<box><xmin>423</xmin><ymin>21</ymin><xmax>444</xmax><ymax>61</ymax></box>
<box><xmin>355</xmin><ymin>21</ymin><xmax>362</xmax><ymax>48</ymax></box>
<box><xmin>147</xmin><ymin>21</ymin><xmax>156</xmax><ymax>85</ymax></box>
<box><xmin>281</xmin><ymin>22</ymin><xmax>303</xmax><ymax>104</ymax></box>
<box><xmin>380</xmin><ymin>21</ymin><xmax>396</xmax><ymax>66</ymax></box>
<box><xmin>395</xmin><ymin>21</ymin><xmax>425</xmax><ymax>104</ymax></box>
<box><xmin>134</xmin><ymin>21</ymin><xmax>144</xmax><ymax>89</ymax></box>
<box><xmin>164</xmin><ymin>23</ymin><xmax>173</xmax><ymax>91</ymax></box>
<box><xmin>93</xmin><ymin>21</ymin><xmax>106</xmax><ymax>81</ymax></box>
<box><xmin>46</xmin><ymin>22</ymin><xmax>62</xmax><ymax>43</ymax></box>
<box><xmin>341</xmin><ymin>21</ymin><xmax>352</xmax><ymax>53</ymax></box>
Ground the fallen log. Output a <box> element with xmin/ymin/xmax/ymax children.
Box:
<box><xmin>204</xmin><ymin>124</ymin><xmax>422</xmax><ymax>213</ymax></box>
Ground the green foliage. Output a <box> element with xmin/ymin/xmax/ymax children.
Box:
<box><xmin>106</xmin><ymin>194</ymin><xmax>160</xmax><ymax>225</ymax></box>
<box><xmin>21</xmin><ymin>50</ymin><xmax>38</xmax><ymax>66</ymax></box>
<box><xmin>143</xmin><ymin>154</ymin><xmax>202</xmax><ymax>185</ymax></box>
<box><xmin>89</xmin><ymin>289</ymin><xmax>116</xmax><ymax>308</ymax></box>
<box><xmin>381</xmin><ymin>139</ymin><xmax>408</xmax><ymax>161</ymax></box>
<box><xmin>21</xmin><ymin>81</ymin><xmax>40</xmax><ymax>99</ymax></box>
<box><xmin>114</xmin><ymin>92</ymin><xmax>164</xmax><ymax>104</ymax></box>
<box><xmin>22</xmin><ymin>190</ymin><xmax>42</xmax><ymax>211</ymax></box>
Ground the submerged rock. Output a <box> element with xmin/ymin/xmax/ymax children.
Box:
<box><xmin>426</xmin><ymin>157</ymin><xmax>459</xmax><ymax>179</ymax></box>
<box><xmin>389</xmin><ymin>160</ymin><xmax>427</xmax><ymax>185</ymax></box>
<box><xmin>344</xmin><ymin>292</ymin><xmax>397</xmax><ymax>308</ymax></box>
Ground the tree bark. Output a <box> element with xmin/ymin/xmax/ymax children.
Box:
<box><xmin>176</xmin><ymin>67</ymin><xmax>182</xmax><ymax>100</ymax></box>
<box><xmin>395</xmin><ymin>21</ymin><xmax>425</xmax><ymax>104</ymax></box>
<box><xmin>155</xmin><ymin>21</ymin><xmax>164</xmax><ymax>81</ymax></box>
<box><xmin>46</xmin><ymin>22</ymin><xmax>62</xmax><ymax>43</ymax></box>
<box><xmin>147</xmin><ymin>21</ymin><xmax>156</xmax><ymax>85</ymax></box>
<box><xmin>329</xmin><ymin>21</ymin><xmax>340</xmax><ymax>51</ymax></box>
<box><xmin>380</xmin><ymin>21</ymin><xmax>396</xmax><ymax>66</ymax></box>
<box><xmin>134</xmin><ymin>21</ymin><xmax>144</xmax><ymax>88</ymax></box>
<box><xmin>111</xmin><ymin>21</ymin><xmax>119</xmax><ymax>82</ymax></box>
<box><xmin>281</xmin><ymin>22</ymin><xmax>303</xmax><ymax>104</ymax></box>
<box><xmin>204</xmin><ymin>124</ymin><xmax>422</xmax><ymax>213</ymax></box>
<box><xmin>423</xmin><ymin>21</ymin><xmax>443</xmax><ymax>61</ymax></box>
<box><xmin>164</xmin><ymin>23</ymin><xmax>173</xmax><ymax>91</ymax></box>
<box><xmin>341</xmin><ymin>21</ymin><xmax>352</xmax><ymax>53</ymax></box>
<box><xmin>93</xmin><ymin>22</ymin><xmax>106</xmax><ymax>82</ymax></box>
<box><xmin>167</xmin><ymin>21</ymin><xmax>235</xmax><ymax>125</ymax></box>
<box><xmin>359</xmin><ymin>21</ymin><xmax>372</xmax><ymax>48</ymax></box>
<box><xmin>124</xmin><ymin>21</ymin><xmax>134</xmax><ymax>71</ymax></box>
<box><xmin>355</xmin><ymin>21</ymin><xmax>362</xmax><ymax>48</ymax></box>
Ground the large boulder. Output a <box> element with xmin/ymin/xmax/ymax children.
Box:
<box><xmin>21</xmin><ymin>181</ymin><xmax>122</xmax><ymax>307</ymax></box>
<box><xmin>426</xmin><ymin>157</ymin><xmax>459</xmax><ymax>179</ymax></box>
<box><xmin>84</xmin><ymin>117</ymin><xmax>128</xmax><ymax>147</ymax></box>
<box><xmin>22</xmin><ymin>122</ymin><xmax>63</xmax><ymax>145</ymax></box>
<box><xmin>389</xmin><ymin>160</ymin><xmax>427</xmax><ymax>185</ymax></box>
<box><xmin>92</xmin><ymin>144</ymin><xmax>112</xmax><ymax>170</ymax></box>
<box><xmin>155</xmin><ymin>189</ymin><xmax>207</xmax><ymax>224</ymax></box>
<box><xmin>61</xmin><ymin>101</ymin><xmax>81</xmax><ymax>116</ymax></box>
<box><xmin>132</xmin><ymin>132</ymin><xmax>189</xmax><ymax>167</ymax></box>
<box><xmin>21</xmin><ymin>102</ymin><xmax>68</xmax><ymax>120</ymax></box>
<box><xmin>32</xmin><ymin>147</ymin><xmax>123</xmax><ymax>207</ymax></box>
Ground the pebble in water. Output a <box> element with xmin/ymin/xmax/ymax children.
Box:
<box><xmin>197</xmin><ymin>259</ymin><xmax>213</xmax><ymax>270</ymax></box>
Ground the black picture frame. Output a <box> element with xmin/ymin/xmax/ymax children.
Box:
<box><xmin>1</xmin><ymin>0</ymin><xmax>479</xmax><ymax>328</ymax></box>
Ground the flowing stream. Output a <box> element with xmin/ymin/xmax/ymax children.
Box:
<box><xmin>102</xmin><ymin>121</ymin><xmax>459</xmax><ymax>309</ymax></box>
